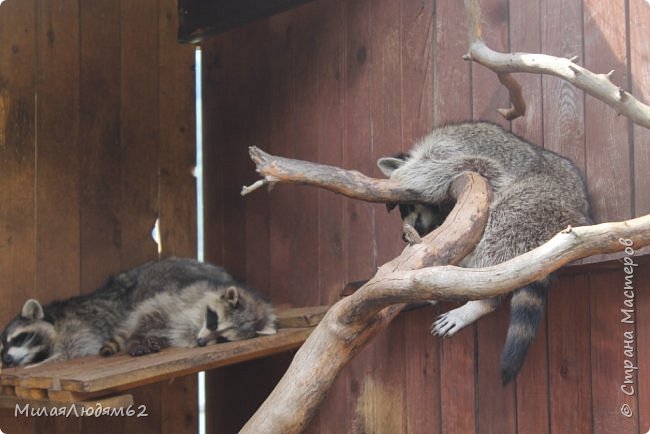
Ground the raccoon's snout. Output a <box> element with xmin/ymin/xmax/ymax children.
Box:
<box><xmin>196</xmin><ymin>337</ymin><xmax>207</xmax><ymax>347</ymax></box>
<box><xmin>2</xmin><ymin>353</ymin><xmax>14</xmax><ymax>367</ymax></box>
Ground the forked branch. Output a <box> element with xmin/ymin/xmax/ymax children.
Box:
<box><xmin>241</xmin><ymin>149</ymin><xmax>650</xmax><ymax>433</ymax></box>
<box><xmin>464</xmin><ymin>0</ymin><xmax>650</xmax><ymax>128</ymax></box>
<box><xmin>242</xmin><ymin>172</ymin><xmax>492</xmax><ymax>434</ymax></box>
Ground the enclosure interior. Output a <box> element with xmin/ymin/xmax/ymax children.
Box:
<box><xmin>0</xmin><ymin>0</ymin><xmax>649</xmax><ymax>433</ymax></box>
<box><xmin>201</xmin><ymin>0</ymin><xmax>650</xmax><ymax>433</ymax></box>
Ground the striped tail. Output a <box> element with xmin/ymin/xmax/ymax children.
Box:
<box><xmin>99</xmin><ymin>332</ymin><xmax>127</xmax><ymax>357</ymax></box>
<box><xmin>500</xmin><ymin>280</ymin><xmax>549</xmax><ymax>385</ymax></box>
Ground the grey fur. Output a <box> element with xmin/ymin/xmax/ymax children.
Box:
<box><xmin>377</xmin><ymin>122</ymin><xmax>591</xmax><ymax>384</ymax></box>
<box><xmin>0</xmin><ymin>257</ymin><xmax>238</xmax><ymax>367</ymax></box>
<box><xmin>100</xmin><ymin>280</ymin><xmax>276</xmax><ymax>357</ymax></box>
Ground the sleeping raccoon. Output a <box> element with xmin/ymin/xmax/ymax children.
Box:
<box><xmin>0</xmin><ymin>257</ymin><xmax>234</xmax><ymax>367</ymax></box>
<box><xmin>99</xmin><ymin>281</ymin><xmax>277</xmax><ymax>356</ymax></box>
<box><xmin>377</xmin><ymin>122</ymin><xmax>591</xmax><ymax>385</ymax></box>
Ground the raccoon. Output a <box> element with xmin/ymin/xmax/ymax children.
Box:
<box><xmin>377</xmin><ymin>122</ymin><xmax>591</xmax><ymax>385</ymax></box>
<box><xmin>0</xmin><ymin>257</ymin><xmax>234</xmax><ymax>367</ymax></box>
<box><xmin>99</xmin><ymin>281</ymin><xmax>277</xmax><ymax>357</ymax></box>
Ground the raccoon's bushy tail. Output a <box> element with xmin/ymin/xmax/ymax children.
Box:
<box><xmin>500</xmin><ymin>280</ymin><xmax>549</xmax><ymax>385</ymax></box>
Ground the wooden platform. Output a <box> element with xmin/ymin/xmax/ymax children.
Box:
<box><xmin>0</xmin><ymin>306</ymin><xmax>328</xmax><ymax>409</ymax></box>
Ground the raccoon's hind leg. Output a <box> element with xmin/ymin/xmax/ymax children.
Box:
<box><xmin>432</xmin><ymin>298</ymin><xmax>501</xmax><ymax>337</ymax></box>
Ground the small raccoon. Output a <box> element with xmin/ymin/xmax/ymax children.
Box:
<box><xmin>0</xmin><ymin>270</ymin><xmax>142</xmax><ymax>367</ymax></box>
<box><xmin>378</xmin><ymin>122</ymin><xmax>592</xmax><ymax>385</ymax></box>
<box><xmin>0</xmin><ymin>257</ymin><xmax>234</xmax><ymax>367</ymax></box>
<box><xmin>100</xmin><ymin>281</ymin><xmax>276</xmax><ymax>356</ymax></box>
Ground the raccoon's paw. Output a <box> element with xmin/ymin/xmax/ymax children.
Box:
<box><xmin>431</xmin><ymin>312</ymin><xmax>468</xmax><ymax>337</ymax></box>
<box><xmin>431</xmin><ymin>300</ymin><xmax>496</xmax><ymax>337</ymax></box>
<box><xmin>127</xmin><ymin>344</ymin><xmax>150</xmax><ymax>357</ymax></box>
<box><xmin>144</xmin><ymin>336</ymin><xmax>169</xmax><ymax>353</ymax></box>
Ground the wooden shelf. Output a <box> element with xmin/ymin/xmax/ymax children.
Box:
<box><xmin>0</xmin><ymin>306</ymin><xmax>329</xmax><ymax>409</ymax></box>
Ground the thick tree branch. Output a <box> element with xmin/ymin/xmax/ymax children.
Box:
<box><xmin>464</xmin><ymin>0</ymin><xmax>650</xmax><ymax>128</ymax></box>
<box><xmin>241</xmin><ymin>172</ymin><xmax>492</xmax><ymax>434</ymax></box>
<box><xmin>363</xmin><ymin>215</ymin><xmax>650</xmax><ymax>306</ymax></box>
<box><xmin>241</xmin><ymin>146</ymin><xmax>423</xmax><ymax>203</ymax></box>
<box><xmin>241</xmin><ymin>150</ymin><xmax>650</xmax><ymax>433</ymax></box>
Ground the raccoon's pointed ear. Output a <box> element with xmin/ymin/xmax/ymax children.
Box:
<box><xmin>224</xmin><ymin>286</ymin><xmax>239</xmax><ymax>307</ymax></box>
<box><xmin>21</xmin><ymin>299</ymin><xmax>44</xmax><ymax>320</ymax></box>
<box><xmin>377</xmin><ymin>157</ymin><xmax>405</xmax><ymax>177</ymax></box>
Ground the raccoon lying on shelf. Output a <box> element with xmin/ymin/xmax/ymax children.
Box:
<box><xmin>377</xmin><ymin>122</ymin><xmax>592</xmax><ymax>385</ymax></box>
<box><xmin>0</xmin><ymin>257</ymin><xmax>274</xmax><ymax>367</ymax></box>
<box><xmin>99</xmin><ymin>280</ymin><xmax>277</xmax><ymax>357</ymax></box>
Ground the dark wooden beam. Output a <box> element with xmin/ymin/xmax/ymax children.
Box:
<box><xmin>178</xmin><ymin>0</ymin><xmax>317</xmax><ymax>43</ymax></box>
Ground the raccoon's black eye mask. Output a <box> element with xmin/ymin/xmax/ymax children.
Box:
<box><xmin>10</xmin><ymin>332</ymin><xmax>36</xmax><ymax>347</ymax></box>
<box><xmin>206</xmin><ymin>308</ymin><xmax>219</xmax><ymax>331</ymax></box>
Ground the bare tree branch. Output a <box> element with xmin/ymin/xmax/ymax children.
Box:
<box><xmin>241</xmin><ymin>146</ymin><xmax>424</xmax><ymax>203</ymax></box>
<box><xmin>240</xmin><ymin>147</ymin><xmax>650</xmax><ymax>432</ymax></box>
<box><xmin>242</xmin><ymin>172</ymin><xmax>492</xmax><ymax>434</ymax></box>
<box><xmin>464</xmin><ymin>0</ymin><xmax>650</xmax><ymax>128</ymax></box>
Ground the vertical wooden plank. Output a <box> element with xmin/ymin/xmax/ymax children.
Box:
<box><xmin>548</xmin><ymin>274</ymin><xmax>592</xmax><ymax>433</ymax></box>
<box><xmin>433</xmin><ymin>1</ymin><xmax>477</xmax><ymax>433</ymax></box>
<box><xmin>367</xmin><ymin>0</ymin><xmax>406</xmax><ymax>432</ymax></box>
<box><xmin>476</xmin><ymin>305</ymin><xmax>516</xmax><ymax>434</ymax></box>
<box><xmin>540</xmin><ymin>0</ymin><xmax>586</xmax><ymax>172</ymax></box>
<box><xmin>637</xmin><ymin>263</ymin><xmax>650</xmax><ymax>431</ymax></box>
<box><xmin>0</xmin><ymin>0</ymin><xmax>37</xmax><ymax>433</ymax></box>
<box><xmin>34</xmin><ymin>1</ymin><xmax>81</xmax><ymax>433</ymax></box>
<box><xmin>630</xmin><ymin>0</ymin><xmax>650</xmax><ymax>218</ymax></box>
<box><xmin>119</xmin><ymin>0</ymin><xmax>160</xmax><ymax>269</ymax></box>
<box><xmin>118</xmin><ymin>1</ymin><xmax>165</xmax><ymax>434</ymax></box>
<box><xmin>202</xmin><ymin>25</ymin><xmax>235</xmax><ymax>434</ymax></box>
<box><xmin>78</xmin><ymin>1</ymin><xmax>124</xmax><ymax>433</ymax></box>
<box><xmin>509</xmin><ymin>1</ymin><xmax>550</xmax><ymax>432</ymax></box>
<box><xmin>341</xmin><ymin>0</ymin><xmax>375</xmax><ymax>432</ymax></box>
<box><xmin>400</xmin><ymin>1</ymin><xmax>440</xmax><ymax>433</ymax></box>
<box><xmin>203</xmin><ymin>17</ymin><xmax>283</xmax><ymax>434</ymax></box>
<box><xmin>590</xmin><ymin>270</ymin><xmax>638</xmax><ymax>434</ymax></box>
<box><xmin>314</xmin><ymin>0</ymin><xmax>345</xmax><ymax>308</ymax></box>
<box><xmin>79</xmin><ymin>0</ymin><xmax>122</xmax><ymax>293</ymax></box>
<box><xmin>266</xmin><ymin>11</ymin><xmax>297</xmax><ymax>307</ymax></box>
<box><xmin>471</xmin><ymin>0</ymin><xmax>509</xmax><ymax>126</ymax></box>
<box><xmin>287</xmin><ymin>1</ymin><xmax>320</xmax><ymax>308</ymax></box>
<box><xmin>583</xmin><ymin>0</ymin><xmax>631</xmax><ymax>223</ymax></box>
<box><xmin>158</xmin><ymin>0</ymin><xmax>198</xmax><ymax>432</ymax></box>
<box><xmin>470</xmin><ymin>43</ymin><xmax>509</xmax><ymax>434</ymax></box>
<box><xmin>309</xmin><ymin>2</ymin><xmax>346</xmax><ymax>432</ymax></box>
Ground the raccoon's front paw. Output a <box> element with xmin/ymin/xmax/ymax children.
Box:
<box><xmin>144</xmin><ymin>336</ymin><xmax>169</xmax><ymax>353</ymax></box>
<box><xmin>127</xmin><ymin>344</ymin><xmax>150</xmax><ymax>356</ymax></box>
<box><xmin>126</xmin><ymin>339</ymin><xmax>151</xmax><ymax>357</ymax></box>
<box><xmin>431</xmin><ymin>311</ymin><xmax>469</xmax><ymax>337</ymax></box>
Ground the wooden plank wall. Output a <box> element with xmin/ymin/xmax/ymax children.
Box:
<box><xmin>0</xmin><ymin>0</ymin><xmax>197</xmax><ymax>433</ymax></box>
<box><xmin>202</xmin><ymin>0</ymin><xmax>650</xmax><ymax>433</ymax></box>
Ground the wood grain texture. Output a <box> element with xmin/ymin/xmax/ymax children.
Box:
<box><xmin>583</xmin><ymin>0</ymin><xmax>631</xmax><ymax>223</ymax></box>
<box><xmin>157</xmin><ymin>0</ymin><xmax>199</xmax><ymax>430</ymax></box>
<box><xmin>548</xmin><ymin>274</ymin><xmax>593</xmax><ymax>433</ymax></box>
<box><xmin>590</xmin><ymin>270</ymin><xmax>638</xmax><ymax>434</ymax></box>
<box><xmin>630</xmin><ymin>0</ymin><xmax>650</xmax><ymax>218</ymax></box>
<box><xmin>34</xmin><ymin>5</ymin><xmax>82</xmax><ymax>434</ymax></box>
<box><xmin>0</xmin><ymin>22</ymin><xmax>38</xmax><ymax>434</ymax></box>
<box><xmin>2</xmin><ymin>329</ymin><xmax>310</xmax><ymax>394</ymax></box>
<box><xmin>637</xmin><ymin>264</ymin><xmax>650</xmax><ymax>432</ymax></box>
<box><xmin>433</xmin><ymin>1</ymin><xmax>477</xmax><ymax>432</ymax></box>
